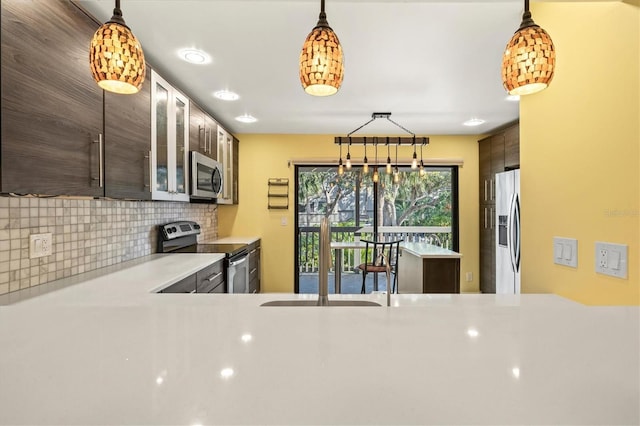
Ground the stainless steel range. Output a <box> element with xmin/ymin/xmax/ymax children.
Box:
<box><xmin>158</xmin><ymin>221</ymin><xmax>250</xmax><ymax>293</ymax></box>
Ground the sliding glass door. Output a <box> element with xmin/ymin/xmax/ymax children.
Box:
<box><xmin>295</xmin><ymin>165</ymin><xmax>458</xmax><ymax>293</ymax></box>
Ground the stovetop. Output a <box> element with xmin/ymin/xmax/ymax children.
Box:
<box><xmin>157</xmin><ymin>221</ymin><xmax>249</xmax><ymax>257</ymax></box>
<box><xmin>171</xmin><ymin>243</ymin><xmax>249</xmax><ymax>256</ymax></box>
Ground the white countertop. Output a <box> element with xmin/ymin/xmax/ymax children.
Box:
<box><xmin>331</xmin><ymin>241</ymin><xmax>461</xmax><ymax>258</ymax></box>
<box><xmin>203</xmin><ymin>236</ymin><xmax>260</xmax><ymax>245</ymax></box>
<box><xmin>0</xmin><ymin>257</ymin><xmax>638</xmax><ymax>425</ymax></box>
<box><xmin>401</xmin><ymin>242</ymin><xmax>462</xmax><ymax>258</ymax></box>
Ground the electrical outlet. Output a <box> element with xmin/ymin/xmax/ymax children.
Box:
<box><xmin>595</xmin><ymin>242</ymin><xmax>628</xmax><ymax>279</ymax></box>
<box><xmin>598</xmin><ymin>248</ymin><xmax>608</xmax><ymax>269</ymax></box>
<box><xmin>29</xmin><ymin>233</ymin><xmax>53</xmax><ymax>259</ymax></box>
<box><xmin>465</xmin><ymin>272</ymin><xmax>473</xmax><ymax>282</ymax></box>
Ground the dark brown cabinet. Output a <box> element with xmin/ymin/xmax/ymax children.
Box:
<box><xmin>189</xmin><ymin>101</ymin><xmax>217</xmax><ymax>160</ymax></box>
<box><xmin>478</xmin><ymin>122</ymin><xmax>519</xmax><ymax>293</ymax></box>
<box><xmin>248</xmin><ymin>240</ymin><xmax>260</xmax><ymax>293</ymax></box>
<box><xmin>1</xmin><ymin>0</ymin><xmax>103</xmax><ymax>197</ymax></box>
<box><xmin>104</xmin><ymin>70</ymin><xmax>152</xmax><ymax>200</ymax></box>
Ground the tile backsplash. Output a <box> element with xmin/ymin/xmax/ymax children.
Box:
<box><xmin>0</xmin><ymin>196</ymin><xmax>217</xmax><ymax>295</ymax></box>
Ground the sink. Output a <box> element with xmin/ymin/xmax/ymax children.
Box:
<box><xmin>260</xmin><ymin>300</ymin><xmax>381</xmax><ymax>307</ymax></box>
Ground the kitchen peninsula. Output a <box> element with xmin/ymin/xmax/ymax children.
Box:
<box><xmin>0</xmin><ymin>256</ymin><xmax>637</xmax><ymax>425</ymax></box>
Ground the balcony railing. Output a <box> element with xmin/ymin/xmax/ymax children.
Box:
<box><xmin>298</xmin><ymin>225</ymin><xmax>452</xmax><ymax>274</ymax></box>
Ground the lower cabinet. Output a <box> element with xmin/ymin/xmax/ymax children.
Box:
<box><xmin>248</xmin><ymin>241</ymin><xmax>261</xmax><ymax>293</ymax></box>
<box><xmin>196</xmin><ymin>260</ymin><xmax>225</xmax><ymax>293</ymax></box>
<box><xmin>161</xmin><ymin>259</ymin><xmax>224</xmax><ymax>293</ymax></box>
<box><xmin>398</xmin><ymin>252</ymin><xmax>460</xmax><ymax>293</ymax></box>
<box><xmin>161</xmin><ymin>273</ymin><xmax>197</xmax><ymax>294</ymax></box>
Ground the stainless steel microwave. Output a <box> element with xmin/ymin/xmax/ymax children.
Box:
<box><xmin>190</xmin><ymin>151</ymin><xmax>223</xmax><ymax>199</ymax></box>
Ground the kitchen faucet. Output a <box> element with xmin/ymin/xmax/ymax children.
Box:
<box><xmin>317</xmin><ymin>217</ymin><xmax>391</xmax><ymax>307</ymax></box>
<box><xmin>317</xmin><ymin>216</ymin><xmax>330</xmax><ymax>306</ymax></box>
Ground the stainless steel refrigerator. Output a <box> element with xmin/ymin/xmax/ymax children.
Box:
<box><xmin>495</xmin><ymin>169</ymin><xmax>521</xmax><ymax>294</ymax></box>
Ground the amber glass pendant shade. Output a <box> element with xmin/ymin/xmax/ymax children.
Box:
<box><xmin>90</xmin><ymin>0</ymin><xmax>145</xmax><ymax>94</ymax></box>
<box><xmin>501</xmin><ymin>1</ymin><xmax>555</xmax><ymax>96</ymax></box>
<box><xmin>299</xmin><ymin>0</ymin><xmax>344</xmax><ymax>96</ymax></box>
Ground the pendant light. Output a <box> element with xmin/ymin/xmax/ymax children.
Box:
<box><xmin>337</xmin><ymin>141</ymin><xmax>344</xmax><ymax>175</ymax></box>
<box><xmin>346</xmin><ymin>140</ymin><xmax>352</xmax><ymax>170</ymax></box>
<box><xmin>362</xmin><ymin>137</ymin><xmax>369</xmax><ymax>175</ymax></box>
<box><xmin>299</xmin><ymin>0</ymin><xmax>344</xmax><ymax>96</ymax></box>
<box><xmin>372</xmin><ymin>138</ymin><xmax>379</xmax><ymax>183</ymax></box>
<box><xmin>419</xmin><ymin>140</ymin><xmax>426</xmax><ymax>177</ymax></box>
<box><xmin>386</xmin><ymin>138</ymin><xmax>392</xmax><ymax>175</ymax></box>
<box><xmin>411</xmin><ymin>137</ymin><xmax>418</xmax><ymax>169</ymax></box>
<box><xmin>501</xmin><ymin>0</ymin><xmax>555</xmax><ymax>96</ymax></box>
<box><xmin>90</xmin><ymin>0</ymin><xmax>145</xmax><ymax>94</ymax></box>
<box><xmin>393</xmin><ymin>143</ymin><xmax>400</xmax><ymax>184</ymax></box>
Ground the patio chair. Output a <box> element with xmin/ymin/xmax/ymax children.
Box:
<box><xmin>357</xmin><ymin>239</ymin><xmax>403</xmax><ymax>294</ymax></box>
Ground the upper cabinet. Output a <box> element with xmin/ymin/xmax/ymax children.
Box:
<box><xmin>104</xmin><ymin>65</ymin><xmax>152</xmax><ymax>200</ymax></box>
<box><xmin>189</xmin><ymin>102</ymin><xmax>218</xmax><ymax>160</ymax></box>
<box><xmin>1</xmin><ymin>0</ymin><xmax>103</xmax><ymax>197</ymax></box>
<box><xmin>217</xmin><ymin>126</ymin><xmax>238</xmax><ymax>205</ymax></box>
<box><xmin>504</xmin><ymin>123</ymin><xmax>520</xmax><ymax>170</ymax></box>
<box><xmin>151</xmin><ymin>70</ymin><xmax>190</xmax><ymax>202</ymax></box>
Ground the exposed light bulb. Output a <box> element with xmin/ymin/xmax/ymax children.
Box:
<box><xmin>363</xmin><ymin>157</ymin><xmax>368</xmax><ymax>174</ymax></box>
<box><xmin>346</xmin><ymin>152</ymin><xmax>351</xmax><ymax>170</ymax></box>
<box><xmin>372</xmin><ymin>168</ymin><xmax>379</xmax><ymax>183</ymax></box>
<box><xmin>411</xmin><ymin>152</ymin><xmax>418</xmax><ymax>169</ymax></box>
<box><xmin>338</xmin><ymin>164</ymin><xmax>344</xmax><ymax>175</ymax></box>
<box><xmin>393</xmin><ymin>167</ymin><xmax>400</xmax><ymax>183</ymax></box>
<box><xmin>419</xmin><ymin>163</ymin><xmax>426</xmax><ymax>177</ymax></box>
<box><xmin>386</xmin><ymin>157</ymin><xmax>392</xmax><ymax>174</ymax></box>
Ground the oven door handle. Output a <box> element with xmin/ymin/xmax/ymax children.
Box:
<box><xmin>229</xmin><ymin>254</ymin><xmax>249</xmax><ymax>267</ymax></box>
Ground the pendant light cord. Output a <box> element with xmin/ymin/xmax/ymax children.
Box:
<box><xmin>518</xmin><ymin>0</ymin><xmax>536</xmax><ymax>30</ymax></box>
<box><xmin>109</xmin><ymin>0</ymin><xmax>127</xmax><ymax>26</ymax></box>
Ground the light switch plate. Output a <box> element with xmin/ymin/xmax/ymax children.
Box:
<box><xmin>553</xmin><ymin>237</ymin><xmax>578</xmax><ymax>268</ymax></box>
<box><xmin>595</xmin><ymin>242</ymin><xmax>628</xmax><ymax>279</ymax></box>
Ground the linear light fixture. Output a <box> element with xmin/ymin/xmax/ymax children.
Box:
<box><xmin>334</xmin><ymin>112</ymin><xmax>429</xmax><ymax>182</ymax></box>
<box><xmin>90</xmin><ymin>0</ymin><xmax>145</xmax><ymax>94</ymax></box>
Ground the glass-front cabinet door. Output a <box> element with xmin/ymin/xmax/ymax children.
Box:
<box><xmin>151</xmin><ymin>70</ymin><xmax>189</xmax><ymax>201</ymax></box>
<box><xmin>217</xmin><ymin>126</ymin><xmax>234</xmax><ymax>204</ymax></box>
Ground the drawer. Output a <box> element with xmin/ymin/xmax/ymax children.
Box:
<box><xmin>162</xmin><ymin>273</ymin><xmax>197</xmax><ymax>293</ymax></box>
<box><xmin>197</xmin><ymin>260</ymin><xmax>224</xmax><ymax>293</ymax></box>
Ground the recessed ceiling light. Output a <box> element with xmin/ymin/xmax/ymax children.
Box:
<box><xmin>178</xmin><ymin>48</ymin><xmax>211</xmax><ymax>65</ymax></box>
<box><xmin>235</xmin><ymin>114</ymin><xmax>257</xmax><ymax>123</ymax></box>
<box><xmin>506</xmin><ymin>95</ymin><xmax>520</xmax><ymax>102</ymax></box>
<box><xmin>463</xmin><ymin>118</ymin><xmax>485</xmax><ymax>126</ymax></box>
<box><xmin>213</xmin><ymin>90</ymin><xmax>239</xmax><ymax>101</ymax></box>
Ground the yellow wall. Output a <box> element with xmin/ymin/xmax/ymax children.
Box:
<box><xmin>218</xmin><ymin>134</ymin><xmax>480</xmax><ymax>293</ymax></box>
<box><xmin>521</xmin><ymin>2</ymin><xmax>639</xmax><ymax>304</ymax></box>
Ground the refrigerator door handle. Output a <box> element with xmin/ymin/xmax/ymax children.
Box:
<box><xmin>509</xmin><ymin>193</ymin><xmax>521</xmax><ymax>273</ymax></box>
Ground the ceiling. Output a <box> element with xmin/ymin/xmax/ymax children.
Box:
<box><xmin>77</xmin><ymin>0</ymin><xmax>524</xmax><ymax>136</ymax></box>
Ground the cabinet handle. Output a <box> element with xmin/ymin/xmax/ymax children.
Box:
<box><xmin>143</xmin><ymin>152</ymin><xmax>151</xmax><ymax>189</ymax></box>
<box><xmin>490</xmin><ymin>179</ymin><xmax>494</xmax><ymax>201</ymax></box>
<box><xmin>484</xmin><ymin>180</ymin><xmax>488</xmax><ymax>202</ymax></box>
<box><xmin>92</xmin><ymin>134</ymin><xmax>104</xmax><ymax>188</ymax></box>
<box><xmin>484</xmin><ymin>207</ymin><xmax>487</xmax><ymax>229</ymax></box>
<box><xmin>205</xmin><ymin>271</ymin><xmax>223</xmax><ymax>282</ymax></box>
<box><xmin>249</xmin><ymin>249</ymin><xmax>256</xmax><ymax>255</ymax></box>
<box><xmin>250</xmin><ymin>267</ymin><xmax>257</xmax><ymax>274</ymax></box>
<box><xmin>199</xmin><ymin>125</ymin><xmax>206</xmax><ymax>152</ymax></box>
